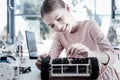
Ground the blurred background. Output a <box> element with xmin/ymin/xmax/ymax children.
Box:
<box><xmin>0</xmin><ymin>0</ymin><xmax>120</xmax><ymax>55</ymax></box>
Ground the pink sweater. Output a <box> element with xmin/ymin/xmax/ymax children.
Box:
<box><xmin>49</xmin><ymin>20</ymin><xmax>120</xmax><ymax>80</ymax></box>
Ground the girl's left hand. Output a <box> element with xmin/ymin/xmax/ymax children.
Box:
<box><xmin>66</xmin><ymin>43</ymin><xmax>89</xmax><ymax>58</ymax></box>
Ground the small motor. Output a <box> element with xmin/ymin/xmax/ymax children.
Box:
<box><xmin>41</xmin><ymin>57</ymin><xmax>99</xmax><ymax>80</ymax></box>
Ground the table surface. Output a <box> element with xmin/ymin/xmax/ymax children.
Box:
<box><xmin>18</xmin><ymin>58</ymin><xmax>41</xmax><ymax>80</ymax></box>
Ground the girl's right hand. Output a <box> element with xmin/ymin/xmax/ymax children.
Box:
<box><xmin>35</xmin><ymin>54</ymin><xmax>50</xmax><ymax>70</ymax></box>
<box><xmin>66</xmin><ymin>43</ymin><xmax>89</xmax><ymax>58</ymax></box>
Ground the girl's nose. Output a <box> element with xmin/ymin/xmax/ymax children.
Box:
<box><xmin>58</xmin><ymin>26</ymin><xmax>63</xmax><ymax>31</ymax></box>
<box><xmin>55</xmin><ymin>23</ymin><xmax>63</xmax><ymax>31</ymax></box>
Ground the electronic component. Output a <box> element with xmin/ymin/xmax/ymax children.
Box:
<box><xmin>41</xmin><ymin>57</ymin><xmax>50</xmax><ymax>80</ymax></box>
<box><xmin>0</xmin><ymin>55</ymin><xmax>19</xmax><ymax>80</ymax></box>
<box><xmin>41</xmin><ymin>57</ymin><xmax>99</xmax><ymax>80</ymax></box>
<box><xmin>19</xmin><ymin>66</ymin><xmax>31</xmax><ymax>74</ymax></box>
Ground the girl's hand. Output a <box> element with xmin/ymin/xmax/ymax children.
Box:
<box><xmin>66</xmin><ymin>43</ymin><xmax>89</xmax><ymax>58</ymax></box>
<box><xmin>35</xmin><ymin>54</ymin><xmax>50</xmax><ymax>70</ymax></box>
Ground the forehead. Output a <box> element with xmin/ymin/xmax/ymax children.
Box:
<box><xmin>43</xmin><ymin>9</ymin><xmax>66</xmax><ymax>24</ymax></box>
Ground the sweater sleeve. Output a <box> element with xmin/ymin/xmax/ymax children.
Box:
<box><xmin>89</xmin><ymin>20</ymin><xmax>116</xmax><ymax>66</ymax></box>
<box><xmin>48</xmin><ymin>33</ymin><xmax>64</xmax><ymax>58</ymax></box>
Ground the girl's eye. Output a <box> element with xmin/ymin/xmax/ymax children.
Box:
<box><xmin>50</xmin><ymin>24</ymin><xmax>54</xmax><ymax>28</ymax></box>
<box><xmin>57</xmin><ymin>17</ymin><xmax>61</xmax><ymax>21</ymax></box>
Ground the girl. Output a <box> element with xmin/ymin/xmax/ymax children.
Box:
<box><xmin>36</xmin><ymin>0</ymin><xmax>120</xmax><ymax>79</ymax></box>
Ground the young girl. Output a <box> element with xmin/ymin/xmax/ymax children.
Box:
<box><xmin>36</xmin><ymin>0</ymin><xmax>120</xmax><ymax>79</ymax></box>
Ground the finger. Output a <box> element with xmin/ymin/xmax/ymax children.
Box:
<box><xmin>66</xmin><ymin>46</ymin><xmax>72</xmax><ymax>55</ymax></box>
<box><xmin>73</xmin><ymin>48</ymin><xmax>79</xmax><ymax>55</ymax></box>
<box><xmin>46</xmin><ymin>54</ymin><xmax>50</xmax><ymax>58</ymax></box>
<box><xmin>36</xmin><ymin>61</ymin><xmax>41</xmax><ymax>70</ymax></box>
<box><xmin>36</xmin><ymin>60</ymin><xmax>41</xmax><ymax>65</ymax></box>
<box><xmin>78</xmin><ymin>49</ymin><xmax>86</xmax><ymax>53</ymax></box>
<box><xmin>67</xmin><ymin>54</ymin><xmax>72</xmax><ymax>58</ymax></box>
<box><xmin>70</xmin><ymin>48</ymin><xmax>76</xmax><ymax>55</ymax></box>
<box><xmin>40</xmin><ymin>54</ymin><xmax>48</xmax><ymax>58</ymax></box>
<box><xmin>37</xmin><ymin>57</ymin><xmax>42</xmax><ymax>62</ymax></box>
<box><xmin>78</xmin><ymin>51</ymin><xmax>88</xmax><ymax>58</ymax></box>
<box><xmin>82</xmin><ymin>48</ymin><xmax>89</xmax><ymax>53</ymax></box>
<box><xmin>82</xmin><ymin>52</ymin><xmax>88</xmax><ymax>58</ymax></box>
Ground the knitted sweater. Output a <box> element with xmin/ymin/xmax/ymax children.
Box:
<box><xmin>49</xmin><ymin>20</ymin><xmax>120</xmax><ymax>80</ymax></box>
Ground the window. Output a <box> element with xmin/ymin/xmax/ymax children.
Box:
<box><xmin>65</xmin><ymin>0</ymin><xmax>111</xmax><ymax>36</ymax></box>
<box><xmin>0</xmin><ymin>0</ymin><xmax>7</xmax><ymax>41</ymax></box>
<box><xmin>14</xmin><ymin>0</ymin><xmax>53</xmax><ymax>53</ymax></box>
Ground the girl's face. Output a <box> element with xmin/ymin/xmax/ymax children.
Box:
<box><xmin>43</xmin><ymin>8</ymin><xmax>73</xmax><ymax>33</ymax></box>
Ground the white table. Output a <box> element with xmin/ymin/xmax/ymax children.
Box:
<box><xmin>17</xmin><ymin>57</ymin><xmax>41</xmax><ymax>80</ymax></box>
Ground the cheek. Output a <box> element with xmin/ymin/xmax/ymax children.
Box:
<box><xmin>54</xmin><ymin>28</ymin><xmax>60</xmax><ymax>32</ymax></box>
<box><xmin>53</xmin><ymin>27</ymin><xmax>62</xmax><ymax>32</ymax></box>
<box><xmin>51</xmin><ymin>27</ymin><xmax>58</xmax><ymax>32</ymax></box>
